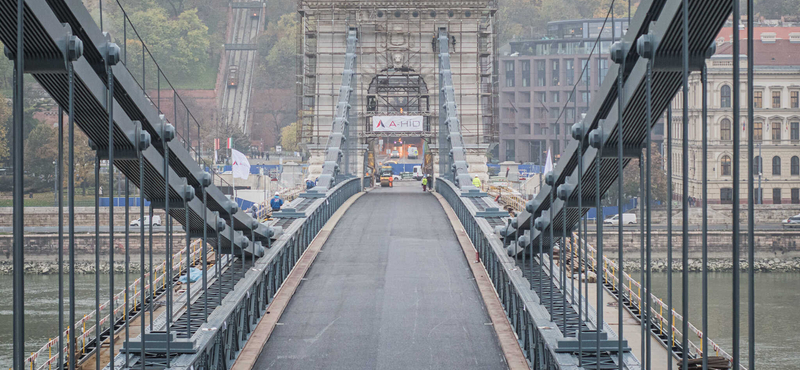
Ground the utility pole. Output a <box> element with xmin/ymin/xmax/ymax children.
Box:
<box><xmin>54</xmin><ymin>161</ymin><xmax>58</xmax><ymax>206</ymax></box>
<box><xmin>757</xmin><ymin>142</ymin><xmax>762</xmax><ymax>204</ymax></box>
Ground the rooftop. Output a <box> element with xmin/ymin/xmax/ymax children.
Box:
<box><xmin>716</xmin><ymin>39</ymin><xmax>800</xmax><ymax>66</ymax></box>
<box><xmin>716</xmin><ymin>26</ymin><xmax>800</xmax><ymax>43</ymax></box>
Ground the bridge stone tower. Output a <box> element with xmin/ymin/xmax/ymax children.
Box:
<box><xmin>298</xmin><ymin>0</ymin><xmax>498</xmax><ymax>182</ymax></box>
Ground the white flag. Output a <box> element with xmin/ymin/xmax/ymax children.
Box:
<box><xmin>231</xmin><ymin>149</ymin><xmax>251</xmax><ymax>180</ymax></box>
<box><xmin>544</xmin><ymin>147</ymin><xmax>553</xmax><ymax>175</ymax></box>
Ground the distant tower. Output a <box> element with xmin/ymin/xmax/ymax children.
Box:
<box><xmin>297</xmin><ymin>0</ymin><xmax>498</xmax><ymax>179</ymax></box>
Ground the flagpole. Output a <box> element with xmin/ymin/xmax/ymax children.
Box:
<box><xmin>229</xmin><ymin>139</ymin><xmax>236</xmax><ymax>203</ymax></box>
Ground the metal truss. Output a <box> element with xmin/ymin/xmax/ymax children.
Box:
<box><xmin>437</xmin><ymin>27</ymin><xmax>480</xmax><ymax>193</ymax></box>
<box><xmin>313</xmin><ymin>27</ymin><xmax>358</xmax><ymax>192</ymax></box>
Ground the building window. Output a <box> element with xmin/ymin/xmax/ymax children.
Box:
<box><xmin>521</xmin><ymin>60</ymin><xmax>530</xmax><ymax>87</ymax></box>
<box><xmin>551</xmin><ymin>59</ymin><xmax>560</xmax><ymax>86</ymax></box>
<box><xmin>566</xmin><ymin>108</ymin><xmax>575</xmax><ymax>121</ymax></box>
<box><xmin>720</xmin><ymin>188</ymin><xmax>733</xmax><ymax>204</ymax></box>
<box><xmin>792</xmin><ymin>156</ymin><xmax>800</xmax><ymax>176</ymax></box>
<box><xmin>772</xmin><ymin>122</ymin><xmax>782</xmax><ymax>141</ymax></box>
<box><xmin>720</xmin><ymin>118</ymin><xmax>732</xmax><ymax>141</ymax></box>
<box><xmin>720</xmin><ymin>85</ymin><xmax>731</xmax><ymax>108</ymax></box>
<box><xmin>535</xmin><ymin>92</ymin><xmax>546</xmax><ymax>104</ymax></box>
<box><xmin>792</xmin><ymin>91</ymin><xmax>799</xmax><ymax>108</ymax></box>
<box><xmin>772</xmin><ymin>91</ymin><xmax>781</xmax><ymax>108</ymax></box>
<box><xmin>504</xmin><ymin>139</ymin><xmax>515</xmax><ymax>161</ymax></box>
<box><xmin>536</xmin><ymin>60</ymin><xmax>546</xmax><ymax>87</ymax></box>
<box><xmin>721</xmin><ymin>155</ymin><xmax>731</xmax><ymax>176</ymax></box>
<box><xmin>773</xmin><ymin>156</ymin><xmax>781</xmax><ymax>176</ymax></box>
<box><xmin>550</xmin><ymin>107</ymin><xmax>560</xmax><ymax>120</ymax></box>
<box><xmin>568</xmin><ymin>92</ymin><xmax>575</xmax><ymax>103</ymax></box>
<box><xmin>581</xmin><ymin>91</ymin><xmax>591</xmax><ymax>103</ymax></box>
<box><xmin>754</xmin><ymin>188</ymin><xmax>763</xmax><ymax>204</ymax></box>
<box><xmin>792</xmin><ymin>122</ymin><xmax>799</xmax><ymax>141</ymax></box>
<box><xmin>754</xmin><ymin>155</ymin><xmax>762</xmax><ymax>176</ymax></box>
<box><xmin>754</xmin><ymin>121</ymin><xmax>762</xmax><ymax>141</ymax></box>
<box><xmin>504</xmin><ymin>61</ymin><xmax>515</xmax><ymax>87</ymax></box>
<box><xmin>565</xmin><ymin>59</ymin><xmax>574</xmax><ymax>86</ymax></box>
<box><xmin>773</xmin><ymin>188</ymin><xmax>782</xmax><ymax>204</ymax></box>
<box><xmin>792</xmin><ymin>188</ymin><xmax>800</xmax><ymax>204</ymax></box>
<box><xmin>552</xmin><ymin>91</ymin><xmax>560</xmax><ymax>103</ymax></box>
<box><xmin>754</xmin><ymin>91</ymin><xmax>762</xmax><ymax>108</ymax></box>
<box><xmin>581</xmin><ymin>59</ymin><xmax>590</xmax><ymax>84</ymax></box>
<box><xmin>598</xmin><ymin>58</ymin><xmax>608</xmax><ymax>84</ymax></box>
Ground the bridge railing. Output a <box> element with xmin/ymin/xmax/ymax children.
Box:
<box><xmin>435</xmin><ymin>177</ymin><xmax>637</xmax><ymax>369</ymax></box>
<box><xmin>567</xmin><ymin>234</ymin><xmax>743</xmax><ymax>369</ymax></box>
<box><xmin>25</xmin><ymin>238</ymin><xmax>206</xmax><ymax>370</ymax></box>
<box><xmin>179</xmin><ymin>177</ymin><xmax>361</xmax><ymax>370</ymax></box>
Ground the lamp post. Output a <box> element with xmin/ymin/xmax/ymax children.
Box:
<box><xmin>757</xmin><ymin>142</ymin><xmax>762</xmax><ymax>204</ymax></box>
<box><xmin>53</xmin><ymin>161</ymin><xmax>58</xmax><ymax>206</ymax></box>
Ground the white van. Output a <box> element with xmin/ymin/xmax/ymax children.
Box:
<box><xmin>413</xmin><ymin>166</ymin><xmax>423</xmax><ymax>180</ymax></box>
<box><xmin>130</xmin><ymin>215</ymin><xmax>162</xmax><ymax>227</ymax></box>
<box><xmin>604</xmin><ymin>213</ymin><xmax>637</xmax><ymax>225</ymax></box>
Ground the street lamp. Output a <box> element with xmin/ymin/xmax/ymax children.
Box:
<box><xmin>53</xmin><ymin>161</ymin><xmax>58</xmax><ymax>206</ymax></box>
<box><xmin>757</xmin><ymin>142</ymin><xmax>762</xmax><ymax>204</ymax></box>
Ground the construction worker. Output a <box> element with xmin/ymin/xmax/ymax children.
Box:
<box><xmin>472</xmin><ymin>175</ymin><xmax>482</xmax><ymax>189</ymax></box>
<box><xmin>270</xmin><ymin>192</ymin><xmax>284</xmax><ymax>212</ymax></box>
<box><xmin>421</xmin><ymin>176</ymin><xmax>428</xmax><ymax>192</ymax></box>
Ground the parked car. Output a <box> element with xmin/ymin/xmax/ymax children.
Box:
<box><xmin>604</xmin><ymin>213</ymin><xmax>637</xmax><ymax>225</ymax></box>
<box><xmin>782</xmin><ymin>213</ymin><xmax>800</xmax><ymax>228</ymax></box>
<box><xmin>130</xmin><ymin>215</ymin><xmax>162</xmax><ymax>227</ymax></box>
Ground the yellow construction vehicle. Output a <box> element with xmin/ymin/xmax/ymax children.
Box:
<box><xmin>379</xmin><ymin>166</ymin><xmax>394</xmax><ymax>187</ymax></box>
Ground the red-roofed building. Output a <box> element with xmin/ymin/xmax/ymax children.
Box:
<box><xmin>715</xmin><ymin>26</ymin><xmax>800</xmax><ymax>44</ymax></box>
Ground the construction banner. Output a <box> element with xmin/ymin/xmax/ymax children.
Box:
<box><xmin>372</xmin><ymin>116</ymin><xmax>423</xmax><ymax>132</ymax></box>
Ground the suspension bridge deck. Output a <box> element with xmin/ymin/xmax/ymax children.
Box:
<box><xmin>252</xmin><ymin>182</ymin><xmax>509</xmax><ymax>369</ymax></box>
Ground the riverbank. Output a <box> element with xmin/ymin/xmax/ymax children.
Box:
<box><xmin>0</xmin><ymin>261</ymin><xmax>152</xmax><ymax>274</ymax></box>
<box><xmin>618</xmin><ymin>257</ymin><xmax>800</xmax><ymax>272</ymax></box>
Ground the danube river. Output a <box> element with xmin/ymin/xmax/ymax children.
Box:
<box><xmin>1</xmin><ymin>272</ymin><xmax>799</xmax><ymax>368</ymax></box>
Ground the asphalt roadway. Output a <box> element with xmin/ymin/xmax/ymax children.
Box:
<box><xmin>253</xmin><ymin>181</ymin><xmax>508</xmax><ymax>370</ymax></box>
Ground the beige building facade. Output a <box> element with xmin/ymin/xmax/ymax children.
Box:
<box><xmin>670</xmin><ymin>36</ymin><xmax>800</xmax><ymax>205</ymax></box>
<box><xmin>297</xmin><ymin>0</ymin><xmax>498</xmax><ymax>179</ymax></box>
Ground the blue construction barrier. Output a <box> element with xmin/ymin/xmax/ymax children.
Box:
<box><xmin>236</xmin><ymin>198</ymin><xmax>256</xmax><ymax>212</ymax></box>
<box><xmin>385</xmin><ymin>163</ymin><xmax>420</xmax><ymax>174</ymax></box>
<box><xmin>220</xmin><ymin>164</ymin><xmax>285</xmax><ymax>174</ymax></box>
<box><xmin>584</xmin><ymin>198</ymin><xmax>638</xmax><ymax>221</ymax></box>
<box><xmin>488</xmin><ymin>163</ymin><xmax>545</xmax><ymax>178</ymax></box>
<box><xmin>99</xmin><ymin>197</ymin><xmax>152</xmax><ymax>207</ymax></box>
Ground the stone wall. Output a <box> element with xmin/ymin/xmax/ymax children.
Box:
<box><xmin>0</xmin><ymin>232</ymin><xmax>184</xmax><ymax>261</ymax></box>
<box><xmin>0</xmin><ymin>207</ymin><xmax>173</xmax><ymax>227</ymax></box>
<box><xmin>584</xmin><ymin>229</ymin><xmax>800</xmax><ymax>259</ymax></box>
<box><xmin>643</xmin><ymin>204</ymin><xmax>800</xmax><ymax>225</ymax></box>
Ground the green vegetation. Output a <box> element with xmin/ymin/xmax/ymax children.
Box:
<box><xmin>280</xmin><ymin>122</ymin><xmax>300</xmax><ymax>152</ymax></box>
<box><xmin>603</xmin><ymin>143</ymin><xmax>669</xmax><ymax>205</ymax></box>
<box><xmin>753</xmin><ymin>0</ymin><xmax>800</xmax><ymax>18</ymax></box>
<box><xmin>0</xmin><ymin>192</ymin><xmax>97</xmax><ymax>207</ymax></box>
<box><xmin>257</xmin><ymin>13</ymin><xmax>298</xmax><ymax>90</ymax></box>
<box><xmin>499</xmin><ymin>0</ymin><xmax>634</xmax><ymax>44</ymax></box>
